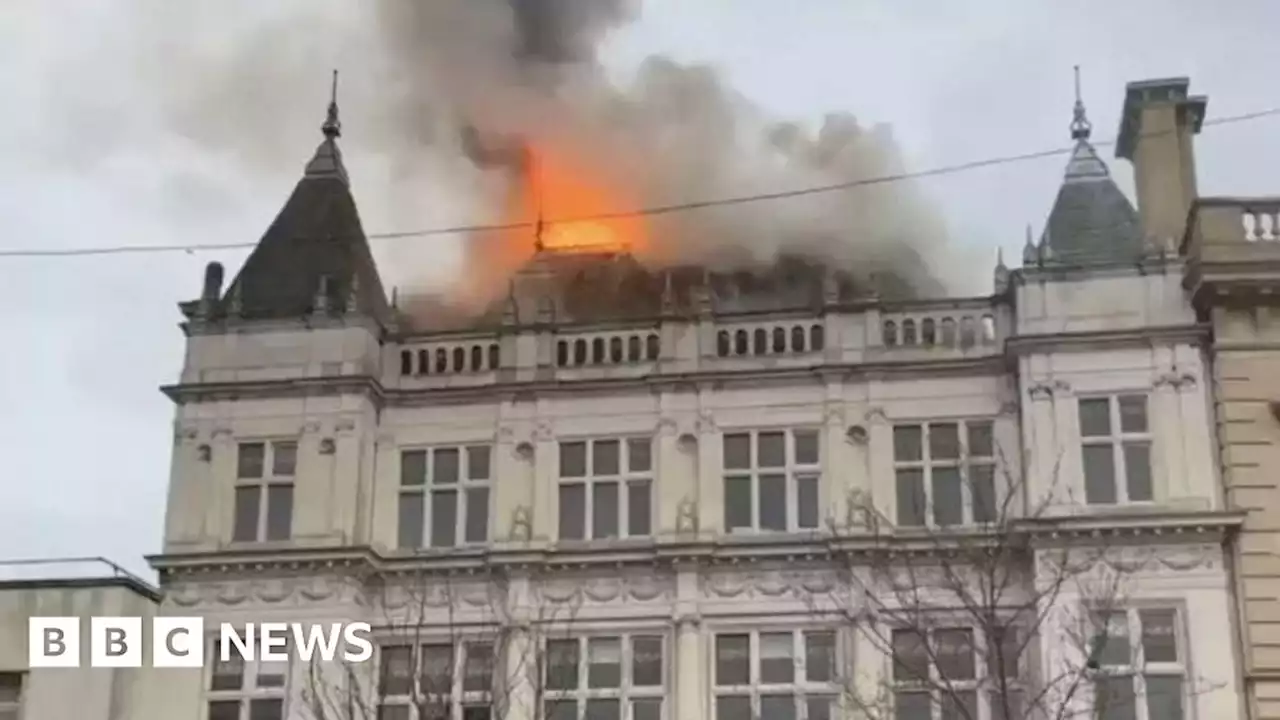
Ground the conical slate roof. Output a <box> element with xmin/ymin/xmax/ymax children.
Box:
<box><xmin>1039</xmin><ymin>78</ymin><xmax>1145</xmax><ymax>265</ymax></box>
<box><xmin>218</xmin><ymin>88</ymin><xmax>390</xmax><ymax>323</ymax></box>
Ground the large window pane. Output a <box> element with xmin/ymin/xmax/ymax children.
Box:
<box><xmin>376</xmin><ymin>707</ymin><xmax>410</xmax><ymax>720</ymax></box>
<box><xmin>723</xmin><ymin>434</ymin><xmax>752</xmax><ymax>469</ymax></box>
<box><xmin>758</xmin><ymin>432</ymin><xmax>786</xmax><ymax>467</ymax></box>
<box><xmin>433</xmin><ymin>448</ymin><xmax>459</xmax><ymax>485</ymax></box>
<box><xmin>467</xmin><ymin>445</ymin><xmax>491</xmax><ymax>480</ymax></box>
<box><xmin>546</xmin><ymin>700</ymin><xmax>577</xmax><ymax>720</ymax></box>
<box><xmin>894</xmin><ymin>426</ymin><xmax>923</xmax><ymax>462</ymax></box>
<box><xmin>560</xmin><ymin>442</ymin><xmax>587</xmax><ymax>477</ymax></box>
<box><xmin>970</xmin><ymin>465</ymin><xmax>997</xmax><ymax>523</ymax></box>
<box><xmin>632</xmin><ymin>699</ymin><xmax>662</xmax><ymax>720</ymax></box>
<box><xmin>932</xmin><ymin>468</ymin><xmax>963</xmax><ymax>526</ymax></box>
<box><xmin>265</xmin><ymin>485</ymin><xmax>293</xmax><ymax>541</ymax></box>
<box><xmin>794</xmin><ymin>431</ymin><xmax>819</xmax><ymax>465</ymax></box>
<box><xmin>934</xmin><ymin>629</ymin><xmax>975</xmax><ymax>680</ymax></box>
<box><xmin>628</xmin><ymin>438</ymin><xmax>652</xmax><ymax>473</ymax></box>
<box><xmin>1118</xmin><ymin>395</ymin><xmax>1148</xmax><ymax>433</ymax></box>
<box><xmin>559</xmin><ymin>484</ymin><xmax>586</xmax><ymax>540</ymax></box>
<box><xmin>379</xmin><ymin>646</ymin><xmax>412</xmax><ymax>696</ymax></box>
<box><xmin>420</xmin><ymin>645</ymin><xmax>453</xmax><ymax>694</ymax></box>
<box><xmin>1083</xmin><ymin>445</ymin><xmax>1117</xmax><ymax>504</ymax></box>
<box><xmin>208</xmin><ymin>702</ymin><xmax>240</xmax><ymax>720</ymax></box>
<box><xmin>465</xmin><ymin>487</ymin><xmax>489</xmax><ymax>543</ymax></box>
<box><xmin>797</xmin><ymin>475</ymin><xmax>819</xmax><ymax>529</ymax></box>
<box><xmin>587</xmin><ymin>638</ymin><xmax>621</xmax><ymax>689</ymax></box>
<box><xmin>1095</xmin><ymin>612</ymin><xmax>1131</xmax><ymax>667</ymax></box>
<box><xmin>1140</xmin><ymin>610</ymin><xmax>1178</xmax><ymax>662</ymax></box>
<box><xmin>940</xmin><ymin>691</ymin><xmax>977</xmax><ymax>720</ymax></box>
<box><xmin>592</xmin><ymin>482</ymin><xmax>620</xmax><ymax>538</ymax></box>
<box><xmin>930</xmin><ymin>423</ymin><xmax>960</xmax><ymax>460</ymax></box>
<box><xmin>1146</xmin><ymin>676</ymin><xmax>1184</xmax><ymax>720</ymax></box>
<box><xmin>715</xmin><ymin>635</ymin><xmax>749</xmax><ymax>686</ymax></box>
<box><xmin>547</xmin><ymin>640</ymin><xmax>579</xmax><ymax>690</ymax></box>
<box><xmin>464</xmin><ymin>643</ymin><xmax>493</xmax><ymax>692</ymax></box>
<box><xmin>593</xmin><ymin>440</ymin><xmax>620</xmax><ymax>476</ymax></box>
<box><xmin>272</xmin><ymin>441</ymin><xmax>297</xmax><ymax>476</ymax></box>
<box><xmin>585</xmin><ymin>699</ymin><xmax>620</xmax><ymax>720</ymax></box>
<box><xmin>627</xmin><ymin>481</ymin><xmax>652</xmax><ymax>537</ymax></box>
<box><xmin>760</xmin><ymin>694</ymin><xmax>796</xmax><ymax>720</ymax></box>
<box><xmin>400</xmin><ymin>450</ymin><xmax>426</xmax><ymax>486</ymax></box>
<box><xmin>895</xmin><ymin>470</ymin><xmax>926</xmax><ymax>527</ymax></box>
<box><xmin>725</xmin><ymin>477</ymin><xmax>753</xmax><ymax>530</ymax></box>
<box><xmin>807</xmin><ymin>698</ymin><xmax>834</xmax><ymax>720</ymax></box>
<box><xmin>805</xmin><ymin>632</ymin><xmax>835</xmax><ymax>682</ymax></box>
<box><xmin>1095</xmin><ymin>676</ymin><xmax>1137</xmax><ymax>720</ymax></box>
<box><xmin>717</xmin><ymin>697</ymin><xmax>751</xmax><ymax>720</ymax></box>
<box><xmin>759</xmin><ymin>475</ymin><xmax>787</xmax><ymax>531</ymax></box>
<box><xmin>894</xmin><ymin>692</ymin><xmax>931</xmax><ymax>720</ymax></box>
<box><xmin>1079</xmin><ymin>398</ymin><xmax>1112</xmax><ymax>437</ymax></box>
<box><xmin>238</xmin><ymin>443</ymin><xmax>265</xmax><ymax>478</ymax></box>
<box><xmin>211</xmin><ymin>642</ymin><xmax>245</xmax><ymax>690</ymax></box>
<box><xmin>632</xmin><ymin>636</ymin><xmax>663</xmax><ymax>687</ymax></box>
<box><xmin>232</xmin><ymin>486</ymin><xmax>261</xmax><ymax>542</ymax></box>
<box><xmin>249</xmin><ymin>699</ymin><xmax>284</xmax><ymax>720</ymax></box>
<box><xmin>967</xmin><ymin>421</ymin><xmax>994</xmax><ymax>457</ymax></box>
<box><xmin>892</xmin><ymin>630</ymin><xmax>928</xmax><ymax>682</ymax></box>
<box><xmin>759</xmin><ymin>633</ymin><xmax>794</xmax><ymax>683</ymax></box>
<box><xmin>430</xmin><ymin>490</ymin><xmax>458</xmax><ymax>547</ymax></box>
<box><xmin>397</xmin><ymin>494</ymin><xmax>424</xmax><ymax>549</ymax></box>
<box><xmin>1124</xmin><ymin>443</ymin><xmax>1153</xmax><ymax>501</ymax></box>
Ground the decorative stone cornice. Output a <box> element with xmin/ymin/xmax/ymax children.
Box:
<box><xmin>1003</xmin><ymin>323</ymin><xmax>1209</xmax><ymax>357</ymax></box>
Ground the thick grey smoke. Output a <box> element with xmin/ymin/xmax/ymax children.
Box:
<box><xmin>26</xmin><ymin>0</ymin><xmax>955</xmax><ymax>304</ymax></box>
<box><xmin>372</xmin><ymin>0</ymin><xmax>950</xmax><ymax>304</ymax></box>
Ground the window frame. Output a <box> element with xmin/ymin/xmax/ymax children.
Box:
<box><xmin>556</xmin><ymin>437</ymin><xmax>654</xmax><ymax>541</ymax></box>
<box><xmin>205</xmin><ymin>633</ymin><xmax>291</xmax><ymax>720</ymax></box>
<box><xmin>721</xmin><ymin>428</ymin><xmax>823</xmax><ymax>534</ymax></box>
<box><xmin>892</xmin><ymin>419</ymin><xmax>998</xmax><ymax>528</ymax></box>
<box><xmin>231</xmin><ymin>439</ymin><xmax>298</xmax><ymax>543</ymax></box>
<box><xmin>376</xmin><ymin>638</ymin><xmax>498</xmax><ymax>720</ymax></box>
<box><xmin>1078</xmin><ymin>394</ymin><xmax>1154</xmax><ymax>506</ymax></box>
<box><xmin>1089</xmin><ymin>606</ymin><xmax>1187</xmax><ymax>720</ymax></box>
<box><xmin>397</xmin><ymin>445</ymin><xmax>494</xmax><ymax>550</ymax></box>
<box><xmin>0</xmin><ymin>672</ymin><xmax>23</xmax><ymax>720</ymax></box>
<box><xmin>889</xmin><ymin>623</ymin><xmax>1026</xmax><ymax>720</ymax></box>
<box><xmin>711</xmin><ymin>627</ymin><xmax>841</xmax><ymax>720</ymax></box>
<box><xmin>542</xmin><ymin>632</ymin><xmax>668</xmax><ymax>720</ymax></box>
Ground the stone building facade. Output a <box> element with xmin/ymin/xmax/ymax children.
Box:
<box><xmin>1</xmin><ymin>75</ymin><xmax>1263</xmax><ymax>720</ymax></box>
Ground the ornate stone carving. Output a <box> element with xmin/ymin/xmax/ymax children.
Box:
<box><xmin>656</xmin><ymin>418</ymin><xmax>679</xmax><ymax>437</ymax></box>
<box><xmin>1028</xmin><ymin>379</ymin><xmax>1071</xmax><ymax>399</ymax></box>
<box><xmin>1154</xmin><ymin>372</ymin><xmax>1198</xmax><ymax>391</ymax></box>
<box><xmin>703</xmin><ymin>569</ymin><xmax>836</xmax><ymax>600</ymax></box>
<box><xmin>696</xmin><ymin>410</ymin><xmax>716</xmax><ymax>434</ymax></box>
<box><xmin>676</xmin><ymin>495</ymin><xmax>699</xmax><ymax>535</ymax></box>
<box><xmin>540</xmin><ymin>574</ymin><xmax>674</xmax><ymax>606</ymax></box>
<box><xmin>334</xmin><ymin>418</ymin><xmax>357</xmax><ymax>434</ymax></box>
<box><xmin>864</xmin><ymin>407</ymin><xmax>887</xmax><ymax>425</ymax></box>
<box><xmin>197</xmin><ymin>444</ymin><xmax>212</xmax><ymax>462</ymax></box>
<box><xmin>824</xmin><ymin>405</ymin><xmax>846</xmax><ymax>427</ymax></box>
<box><xmin>533</xmin><ymin>421</ymin><xmax>555</xmax><ymax>442</ymax></box>
<box><xmin>509</xmin><ymin>505</ymin><xmax>532</xmax><ymax>542</ymax></box>
<box><xmin>319</xmin><ymin>438</ymin><xmax>336</xmax><ymax>455</ymax></box>
<box><xmin>301</xmin><ymin>420</ymin><xmax>323</xmax><ymax>434</ymax></box>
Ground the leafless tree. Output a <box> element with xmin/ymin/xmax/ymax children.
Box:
<box><xmin>299</xmin><ymin>562</ymin><xmax>582</xmax><ymax>720</ymax></box>
<box><xmin>808</xmin><ymin>446</ymin><xmax>1221</xmax><ymax>720</ymax></box>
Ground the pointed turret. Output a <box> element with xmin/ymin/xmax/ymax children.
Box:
<box><xmin>204</xmin><ymin>71</ymin><xmax>390</xmax><ymax>325</ymax></box>
<box><xmin>1039</xmin><ymin>67</ymin><xmax>1144</xmax><ymax>266</ymax></box>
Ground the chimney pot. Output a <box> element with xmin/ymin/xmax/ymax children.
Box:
<box><xmin>202</xmin><ymin>262</ymin><xmax>224</xmax><ymax>302</ymax></box>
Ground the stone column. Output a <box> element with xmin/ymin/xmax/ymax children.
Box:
<box><xmin>674</xmin><ymin>614</ymin><xmax>704</xmax><ymax>720</ymax></box>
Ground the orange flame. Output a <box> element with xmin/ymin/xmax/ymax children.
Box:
<box><xmin>518</xmin><ymin>144</ymin><xmax>648</xmax><ymax>254</ymax></box>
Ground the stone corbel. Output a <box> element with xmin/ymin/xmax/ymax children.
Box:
<box><xmin>864</xmin><ymin>406</ymin><xmax>887</xmax><ymax>425</ymax></box>
<box><xmin>824</xmin><ymin>405</ymin><xmax>846</xmax><ymax>427</ymax></box>
<box><xmin>334</xmin><ymin>418</ymin><xmax>357</xmax><ymax>435</ymax></box>
<box><xmin>1154</xmin><ymin>372</ymin><xmax>1198</xmax><ymax>391</ymax></box>
<box><xmin>655</xmin><ymin>418</ymin><xmax>679</xmax><ymax>437</ymax></box>
<box><xmin>1028</xmin><ymin>379</ymin><xmax>1070</xmax><ymax>399</ymax></box>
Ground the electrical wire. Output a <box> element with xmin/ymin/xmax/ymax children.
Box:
<box><xmin>3</xmin><ymin>105</ymin><xmax>1278</xmax><ymax>259</ymax></box>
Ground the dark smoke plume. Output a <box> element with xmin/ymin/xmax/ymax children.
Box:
<box><xmin>28</xmin><ymin>0</ymin><xmax>961</xmax><ymax>307</ymax></box>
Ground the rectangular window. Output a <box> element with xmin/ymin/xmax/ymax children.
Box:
<box><xmin>1090</xmin><ymin>607</ymin><xmax>1185</xmax><ymax>720</ymax></box>
<box><xmin>377</xmin><ymin>640</ymin><xmax>496</xmax><ymax>720</ymax></box>
<box><xmin>558</xmin><ymin>439</ymin><xmax>653</xmax><ymax>541</ymax></box>
<box><xmin>397</xmin><ymin>446</ymin><xmax>492</xmax><ymax>549</ymax></box>
<box><xmin>890</xmin><ymin>626</ymin><xmax>1022</xmax><ymax>720</ymax></box>
<box><xmin>0</xmin><ymin>673</ymin><xmax>23</xmax><ymax>720</ymax></box>
<box><xmin>1080</xmin><ymin>395</ymin><xmax>1153</xmax><ymax>505</ymax></box>
<box><xmin>713</xmin><ymin>629</ymin><xmax>838</xmax><ymax>720</ymax></box>
<box><xmin>232</xmin><ymin>441</ymin><xmax>296</xmax><ymax>543</ymax></box>
<box><xmin>722</xmin><ymin>430</ymin><xmax>822</xmax><ymax>533</ymax></box>
<box><xmin>543</xmin><ymin>634</ymin><xmax>666</xmax><ymax>720</ymax></box>
<box><xmin>892</xmin><ymin>421</ymin><xmax>997</xmax><ymax>528</ymax></box>
<box><xmin>205</xmin><ymin>635</ymin><xmax>289</xmax><ymax>720</ymax></box>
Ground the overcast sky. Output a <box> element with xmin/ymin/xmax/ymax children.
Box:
<box><xmin>2</xmin><ymin>1</ymin><xmax>1278</xmax><ymax>581</ymax></box>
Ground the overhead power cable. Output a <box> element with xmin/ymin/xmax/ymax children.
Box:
<box><xmin>2</xmin><ymin>105</ymin><xmax>1278</xmax><ymax>259</ymax></box>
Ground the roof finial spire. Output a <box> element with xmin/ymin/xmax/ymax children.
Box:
<box><xmin>1070</xmin><ymin>65</ymin><xmax>1092</xmax><ymax>141</ymax></box>
<box><xmin>322</xmin><ymin>69</ymin><xmax>341</xmax><ymax>140</ymax></box>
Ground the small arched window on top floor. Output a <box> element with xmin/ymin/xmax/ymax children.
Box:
<box><xmin>921</xmin><ymin>318</ymin><xmax>936</xmax><ymax>346</ymax></box>
<box><xmin>810</xmin><ymin>324</ymin><xmax>825</xmax><ymax>351</ymax></box>
<box><xmin>418</xmin><ymin>349</ymin><xmax>430</xmax><ymax>375</ymax></box>
<box><xmin>791</xmin><ymin>326</ymin><xmax>806</xmax><ymax>353</ymax></box>
<box><xmin>488</xmin><ymin>343</ymin><xmax>500</xmax><ymax>370</ymax></box>
<box><xmin>453</xmin><ymin>347</ymin><xmax>466</xmax><ymax>373</ymax></box>
<box><xmin>574</xmin><ymin>339</ymin><xmax>587</xmax><ymax>366</ymax></box>
<box><xmin>646</xmin><ymin>334</ymin><xmax>660</xmax><ymax>361</ymax></box>
<box><xmin>470</xmin><ymin>345</ymin><xmax>484</xmax><ymax>372</ymax></box>
<box><xmin>901</xmin><ymin>319</ymin><xmax>916</xmax><ymax>346</ymax></box>
<box><xmin>399</xmin><ymin>350</ymin><xmax>412</xmax><ymax>376</ymax></box>
<box><xmin>435</xmin><ymin>348</ymin><xmax>448</xmax><ymax>374</ymax></box>
<box><xmin>557</xmin><ymin>340</ymin><xmax>569</xmax><ymax>367</ymax></box>
<box><xmin>735</xmin><ymin>330</ymin><xmax>748</xmax><ymax>356</ymax></box>
<box><xmin>592</xmin><ymin>338</ymin><xmax>606</xmax><ymax>364</ymax></box>
<box><xmin>628</xmin><ymin>335</ymin><xmax>641</xmax><ymax>362</ymax></box>
<box><xmin>772</xmin><ymin>327</ymin><xmax>787</xmax><ymax>354</ymax></box>
<box><xmin>717</xmin><ymin>331</ymin><xmax>730</xmax><ymax>358</ymax></box>
<box><xmin>610</xmin><ymin>337</ymin><xmax>624</xmax><ymax>364</ymax></box>
<box><xmin>941</xmin><ymin>318</ymin><xmax>957</xmax><ymax>347</ymax></box>
<box><xmin>883</xmin><ymin>321</ymin><xmax>898</xmax><ymax>347</ymax></box>
<box><xmin>959</xmin><ymin>316</ymin><xmax>976</xmax><ymax>349</ymax></box>
<box><xmin>754</xmin><ymin>328</ymin><xmax>767</xmax><ymax>355</ymax></box>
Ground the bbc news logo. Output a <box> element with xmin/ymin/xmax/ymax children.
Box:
<box><xmin>29</xmin><ymin>618</ymin><xmax>373</xmax><ymax>668</ymax></box>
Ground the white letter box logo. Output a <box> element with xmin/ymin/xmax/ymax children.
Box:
<box><xmin>153</xmin><ymin>617</ymin><xmax>205</xmax><ymax>668</ymax></box>
<box><xmin>29</xmin><ymin>617</ymin><xmax>80</xmax><ymax>668</ymax></box>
